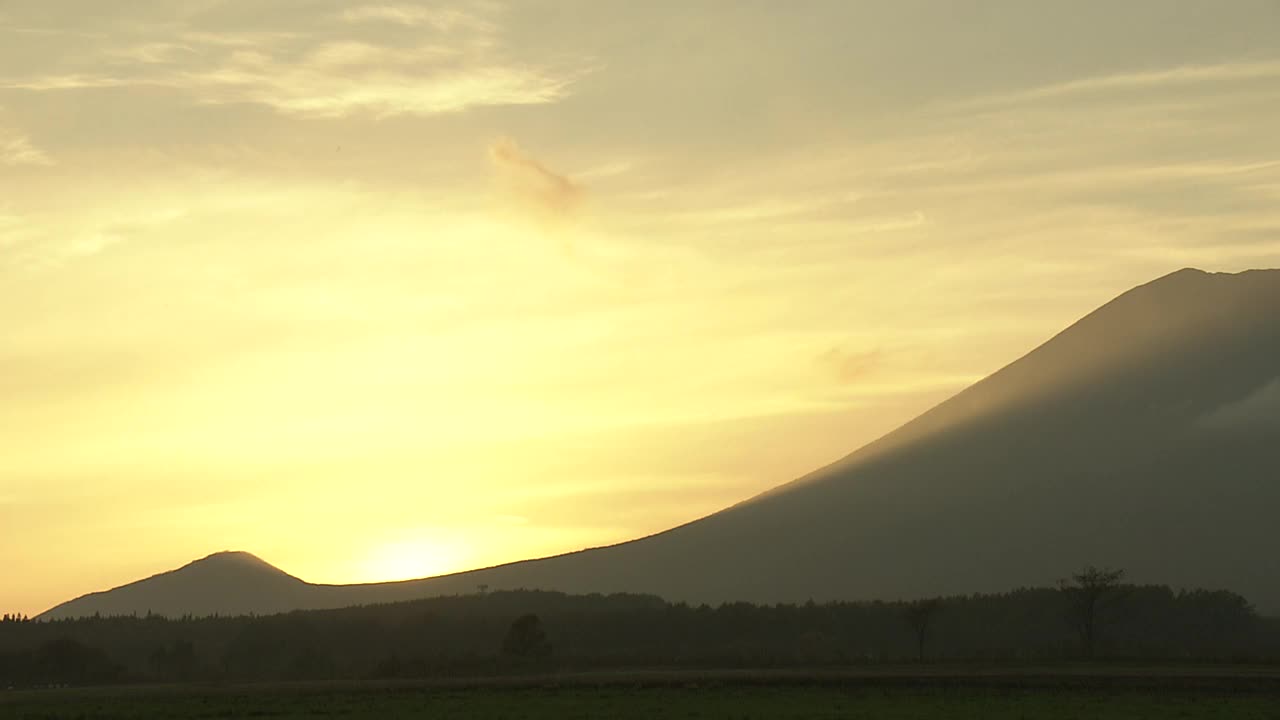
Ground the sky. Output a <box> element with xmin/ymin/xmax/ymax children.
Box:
<box><xmin>2</xmin><ymin>0</ymin><xmax>1279</xmax><ymax>616</ymax></box>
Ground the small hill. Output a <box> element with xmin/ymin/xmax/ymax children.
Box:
<box><xmin>39</xmin><ymin>552</ymin><xmax>312</xmax><ymax>619</ymax></box>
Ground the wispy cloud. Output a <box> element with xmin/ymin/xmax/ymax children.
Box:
<box><xmin>178</xmin><ymin>31</ymin><xmax>300</xmax><ymax>48</ymax></box>
<box><xmin>340</xmin><ymin>4</ymin><xmax>496</xmax><ymax>32</ymax></box>
<box><xmin>0</xmin><ymin>24</ymin><xmax>105</xmax><ymax>39</ymax></box>
<box><xmin>952</xmin><ymin>59</ymin><xmax>1280</xmax><ymax>111</ymax></box>
<box><xmin>489</xmin><ymin>137</ymin><xmax>582</xmax><ymax>224</ymax></box>
<box><xmin>72</xmin><ymin>209</ymin><xmax>186</xmax><ymax>259</ymax></box>
<box><xmin>667</xmin><ymin>193</ymin><xmax>861</xmax><ymax>225</ymax></box>
<box><xmin>188</xmin><ymin>46</ymin><xmax>574</xmax><ymax>117</ymax></box>
<box><xmin>0</xmin><ymin>208</ymin><xmax>22</xmax><ymax>247</ymax></box>
<box><xmin>0</xmin><ymin>10</ymin><xmax>585</xmax><ymax>119</ymax></box>
<box><xmin>2</xmin><ymin>74</ymin><xmax>134</xmax><ymax>90</ymax></box>
<box><xmin>816</xmin><ymin>346</ymin><xmax>883</xmax><ymax>384</ymax></box>
<box><xmin>108</xmin><ymin>42</ymin><xmax>197</xmax><ymax>65</ymax></box>
<box><xmin>0</xmin><ymin>126</ymin><xmax>51</xmax><ymax>166</ymax></box>
<box><xmin>6</xmin><ymin>208</ymin><xmax>186</xmax><ymax>270</ymax></box>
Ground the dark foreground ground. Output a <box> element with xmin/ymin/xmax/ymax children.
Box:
<box><xmin>5</xmin><ymin>666</ymin><xmax>1280</xmax><ymax>719</ymax></box>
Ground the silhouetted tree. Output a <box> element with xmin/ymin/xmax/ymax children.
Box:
<box><xmin>3</xmin><ymin>582</ymin><xmax>1269</xmax><ymax>685</ymax></box>
<box><xmin>374</xmin><ymin>653</ymin><xmax>404</xmax><ymax>678</ymax></box>
<box><xmin>1059</xmin><ymin>565</ymin><xmax>1125</xmax><ymax>659</ymax></box>
<box><xmin>288</xmin><ymin>646</ymin><xmax>333</xmax><ymax>680</ymax></box>
<box><xmin>501</xmin><ymin>613</ymin><xmax>551</xmax><ymax>659</ymax></box>
<box><xmin>149</xmin><ymin>639</ymin><xmax>198</xmax><ymax>681</ymax></box>
<box><xmin>902</xmin><ymin>598</ymin><xmax>942</xmax><ymax>661</ymax></box>
<box><xmin>31</xmin><ymin>637</ymin><xmax>123</xmax><ymax>685</ymax></box>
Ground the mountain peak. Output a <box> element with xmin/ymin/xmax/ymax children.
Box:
<box><xmin>170</xmin><ymin>551</ymin><xmax>302</xmax><ymax>585</ymax></box>
<box><xmin>187</xmin><ymin>551</ymin><xmax>280</xmax><ymax>571</ymax></box>
<box><xmin>37</xmin><ymin>551</ymin><xmax>308</xmax><ymax>620</ymax></box>
<box><xmin>1145</xmin><ymin>266</ymin><xmax>1279</xmax><ymax>288</ymax></box>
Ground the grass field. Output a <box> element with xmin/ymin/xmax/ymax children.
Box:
<box><xmin>5</xmin><ymin>669</ymin><xmax>1280</xmax><ymax>719</ymax></box>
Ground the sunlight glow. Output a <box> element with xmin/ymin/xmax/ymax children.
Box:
<box><xmin>362</xmin><ymin>537</ymin><xmax>465</xmax><ymax>583</ymax></box>
<box><xmin>3</xmin><ymin>0</ymin><xmax>1278</xmax><ymax>617</ymax></box>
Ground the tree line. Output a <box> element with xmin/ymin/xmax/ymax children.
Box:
<box><xmin>2</xmin><ymin>571</ymin><xmax>1277</xmax><ymax>687</ymax></box>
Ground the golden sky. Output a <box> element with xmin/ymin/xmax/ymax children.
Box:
<box><xmin>3</xmin><ymin>1</ymin><xmax>1280</xmax><ymax>616</ymax></box>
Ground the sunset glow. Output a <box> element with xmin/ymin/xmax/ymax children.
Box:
<box><xmin>3</xmin><ymin>1</ymin><xmax>1280</xmax><ymax>617</ymax></box>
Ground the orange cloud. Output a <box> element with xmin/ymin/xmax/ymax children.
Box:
<box><xmin>816</xmin><ymin>346</ymin><xmax>883</xmax><ymax>384</ymax></box>
<box><xmin>488</xmin><ymin>137</ymin><xmax>582</xmax><ymax>226</ymax></box>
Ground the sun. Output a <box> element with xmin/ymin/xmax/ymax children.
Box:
<box><xmin>363</xmin><ymin>537</ymin><xmax>463</xmax><ymax>583</ymax></box>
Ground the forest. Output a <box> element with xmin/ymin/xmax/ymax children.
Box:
<box><xmin>2</xmin><ymin>575</ymin><xmax>1277</xmax><ymax>687</ymax></box>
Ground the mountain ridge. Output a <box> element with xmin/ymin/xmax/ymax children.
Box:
<box><xmin>38</xmin><ymin>267</ymin><xmax>1280</xmax><ymax>619</ymax></box>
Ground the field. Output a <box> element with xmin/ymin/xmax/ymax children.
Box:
<box><xmin>5</xmin><ymin>668</ymin><xmax>1280</xmax><ymax>719</ymax></box>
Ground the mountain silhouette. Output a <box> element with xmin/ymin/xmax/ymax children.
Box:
<box><xmin>40</xmin><ymin>552</ymin><xmax>311</xmax><ymax>619</ymax></box>
<box><xmin>39</xmin><ymin>268</ymin><xmax>1280</xmax><ymax>620</ymax></box>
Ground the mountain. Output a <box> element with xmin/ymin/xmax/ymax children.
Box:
<box><xmin>40</xmin><ymin>552</ymin><xmax>312</xmax><ymax>619</ymax></box>
<box><xmin>39</xmin><ymin>268</ymin><xmax>1280</xmax><ymax>620</ymax></box>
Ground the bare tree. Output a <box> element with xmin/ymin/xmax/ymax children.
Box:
<box><xmin>1058</xmin><ymin>565</ymin><xmax>1125</xmax><ymax>659</ymax></box>
<box><xmin>902</xmin><ymin>598</ymin><xmax>943</xmax><ymax>661</ymax></box>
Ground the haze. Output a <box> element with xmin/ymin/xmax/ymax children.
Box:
<box><xmin>3</xmin><ymin>1</ymin><xmax>1280</xmax><ymax>617</ymax></box>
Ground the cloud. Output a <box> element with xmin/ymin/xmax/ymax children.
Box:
<box><xmin>0</xmin><ymin>14</ymin><xmax>584</xmax><ymax>119</ymax></box>
<box><xmin>1</xmin><ymin>74</ymin><xmax>133</xmax><ymax>91</ymax></box>
<box><xmin>190</xmin><ymin>50</ymin><xmax>573</xmax><ymax>118</ymax></box>
<box><xmin>816</xmin><ymin>346</ymin><xmax>883</xmax><ymax>384</ymax></box>
<box><xmin>340</xmin><ymin>5</ymin><xmax>495</xmax><ymax>32</ymax></box>
<box><xmin>668</xmin><ymin>194</ymin><xmax>862</xmax><ymax>225</ymax></box>
<box><xmin>0</xmin><ymin>126</ymin><xmax>52</xmax><ymax>166</ymax></box>
<box><xmin>1200</xmin><ymin>379</ymin><xmax>1280</xmax><ymax>431</ymax></box>
<box><xmin>178</xmin><ymin>31</ymin><xmax>300</xmax><ymax>48</ymax></box>
<box><xmin>0</xmin><ymin>209</ymin><xmax>21</xmax><ymax>248</ymax></box>
<box><xmin>5</xmin><ymin>53</ymin><xmax>574</xmax><ymax>120</ymax></box>
<box><xmin>488</xmin><ymin>137</ymin><xmax>582</xmax><ymax>224</ymax></box>
<box><xmin>7</xmin><ymin>208</ymin><xmax>186</xmax><ymax>270</ymax></box>
<box><xmin>109</xmin><ymin>42</ymin><xmax>197</xmax><ymax>65</ymax></box>
<box><xmin>77</xmin><ymin>209</ymin><xmax>185</xmax><ymax>257</ymax></box>
<box><xmin>952</xmin><ymin>59</ymin><xmax>1280</xmax><ymax>111</ymax></box>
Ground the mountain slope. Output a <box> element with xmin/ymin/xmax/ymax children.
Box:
<box><xmin>39</xmin><ymin>552</ymin><xmax>313</xmax><ymax>619</ymax></box>
<box><xmin>421</xmin><ymin>268</ymin><xmax>1279</xmax><ymax>607</ymax></box>
<box><xmin>39</xmin><ymin>268</ymin><xmax>1280</xmax><ymax>619</ymax></box>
